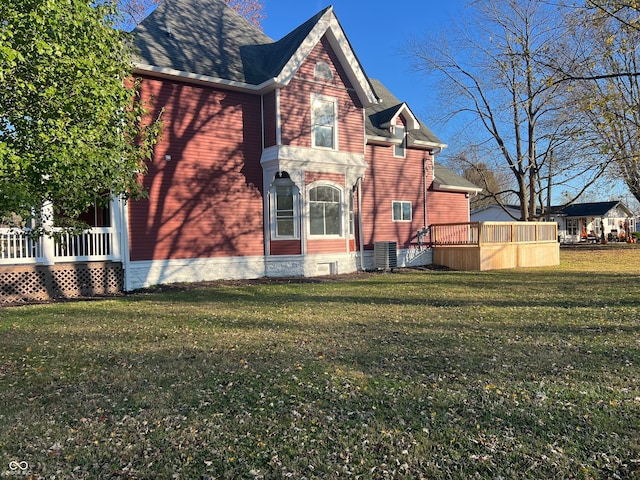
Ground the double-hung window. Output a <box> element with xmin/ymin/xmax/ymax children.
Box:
<box><xmin>392</xmin><ymin>201</ymin><xmax>412</xmax><ymax>222</ymax></box>
<box><xmin>272</xmin><ymin>178</ymin><xmax>298</xmax><ymax>238</ymax></box>
<box><xmin>309</xmin><ymin>184</ymin><xmax>341</xmax><ymax>236</ymax></box>
<box><xmin>312</xmin><ymin>95</ymin><xmax>337</xmax><ymax>149</ymax></box>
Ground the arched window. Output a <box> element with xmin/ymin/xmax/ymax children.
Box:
<box><xmin>314</xmin><ymin>61</ymin><xmax>334</xmax><ymax>81</ymax></box>
<box><xmin>309</xmin><ymin>184</ymin><xmax>341</xmax><ymax>236</ymax></box>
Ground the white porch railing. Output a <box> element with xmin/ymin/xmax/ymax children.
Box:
<box><xmin>0</xmin><ymin>229</ymin><xmax>42</xmax><ymax>264</ymax></box>
<box><xmin>0</xmin><ymin>227</ymin><xmax>118</xmax><ymax>265</ymax></box>
<box><xmin>54</xmin><ymin>227</ymin><xmax>115</xmax><ymax>262</ymax></box>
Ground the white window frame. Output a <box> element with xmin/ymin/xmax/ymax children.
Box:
<box><xmin>393</xmin><ymin>125</ymin><xmax>406</xmax><ymax>158</ymax></box>
<box><xmin>311</xmin><ymin>94</ymin><xmax>338</xmax><ymax>150</ymax></box>
<box><xmin>270</xmin><ymin>177</ymin><xmax>299</xmax><ymax>240</ymax></box>
<box><xmin>566</xmin><ymin>218</ymin><xmax>578</xmax><ymax>236</ymax></box>
<box><xmin>392</xmin><ymin>201</ymin><xmax>412</xmax><ymax>222</ymax></box>
<box><xmin>308</xmin><ymin>182</ymin><xmax>343</xmax><ymax>238</ymax></box>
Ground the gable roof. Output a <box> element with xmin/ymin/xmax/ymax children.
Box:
<box><xmin>433</xmin><ymin>163</ymin><xmax>483</xmax><ymax>194</ymax></box>
<box><xmin>132</xmin><ymin>0</ymin><xmax>378</xmax><ymax>105</ymax></box>
<box><xmin>132</xmin><ymin>0</ymin><xmax>272</xmax><ymax>84</ymax></box>
<box><xmin>557</xmin><ymin>201</ymin><xmax>632</xmax><ymax>217</ymax></box>
<box><xmin>366</xmin><ymin>79</ymin><xmax>446</xmax><ymax>149</ymax></box>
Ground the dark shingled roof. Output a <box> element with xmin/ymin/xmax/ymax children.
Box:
<box><xmin>132</xmin><ymin>0</ymin><xmax>337</xmax><ymax>86</ymax></box>
<box><xmin>132</xmin><ymin>0</ymin><xmax>271</xmax><ymax>84</ymax></box>
<box><xmin>366</xmin><ymin>79</ymin><xmax>444</xmax><ymax>146</ymax></box>
<box><xmin>558</xmin><ymin>201</ymin><xmax>622</xmax><ymax>217</ymax></box>
<box><xmin>433</xmin><ymin>163</ymin><xmax>482</xmax><ymax>192</ymax></box>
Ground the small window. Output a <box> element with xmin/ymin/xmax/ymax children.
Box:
<box><xmin>314</xmin><ymin>61</ymin><xmax>334</xmax><ymax>81</ymax></box>
<box><xmin>392</xmin><ymin>201</ymin><xmax>412</xmax><ymax>222</ymax></box>
<box><xmin>312</xmin><ymin>95</ymin><xmax>337</xmax><ymax>149</ymax></box>
<box><xmin>309</xmin><ymin>185</ymin><xmax>341</xmax><ymax>236</ymax></box>
<box><xmin>271</xmin><ymin>177</ymin><xmax>298</xmax><ymax>239</ymax></box>
<box><xmin>393</xmin><ymin>125</ymin><xmax>406</xmax><ymax>158</ymax></box>
<box><xmin>348</xmin><ymin>189</ymin><xmax>354</xmax><ymax>236</ymax></box>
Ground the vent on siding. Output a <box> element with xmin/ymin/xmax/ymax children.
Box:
<box><xmin>374</xmin><ymin>241</ymin><xmax>397</xmax><ymax>271</ymax></box>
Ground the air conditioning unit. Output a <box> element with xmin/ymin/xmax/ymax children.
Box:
<box><xmin>374</xmin><ymin>241</ymin><xmax>397</xmax><ymax>271</ymax></box>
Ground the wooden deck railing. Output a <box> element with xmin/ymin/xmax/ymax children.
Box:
<box><xmin>430</xmin><ymin>222</ymin><xmax>557</xmax><ymax>246</ymax></box>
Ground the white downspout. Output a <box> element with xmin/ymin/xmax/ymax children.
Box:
<box><xmin>357</xmin><ymin>177</ymin><xmax>365</xmax><ymax>271</ymax></box>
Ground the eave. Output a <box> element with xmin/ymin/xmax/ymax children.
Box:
<box><xmin>133</xmin><ymin>63</ymin><xmax>284</xmax><ymax>93</ymax></box>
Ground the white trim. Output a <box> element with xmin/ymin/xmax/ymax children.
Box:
<box><xmin>433</xmin><ymin>182</ymin><xmax>483</xmax><ymax>194</ymax></box>
<box><xmin>274</xmin><ymin>8</ymin><xmax>378</xmax><ymax>107</ymax></box>
<box><xmin>381</xmin><ymin>104</ymin><xmax>420</xmax><ymax>131</ymax></box>
<box><xmin>391</xmin><ymin>200</ymin><xmax>412</xmax><ymax>222</ymax></box>
<box><xmin>270</xmin><ymin>178</ymin><xmax>300</xmax><ymax>240</ymax></box>
<box><xmin>275</xmin><ymin>89</ymin><xmax>282</xmax><ymax>146</ymax></box>
<box><xmin>307</xmin><ymin>181</ymin><xmax>343</xmax><ymax>238</ymax></box>
<box><xmin>134</xmin><ymin>63</ymin><xmax>281</xmax><ymax>93</ymax></box>
<box><xmin>393</xmin><ymin>125</ymin><xmax>406</xmax><ymax>158</ymax></box>
<box><xmin>406</xmin><ymin>137</ymin><xmax>448</xmax><ymax>150</ymax></box>
<box><xmin>261</xmin><ymin>145</ymin><xmax>367</xmax><ymax>173</ymax></box>
<box><xmin>311</xmin><ymin>93</ymin><xmax>338</xmax><ymax>150</ymax></box>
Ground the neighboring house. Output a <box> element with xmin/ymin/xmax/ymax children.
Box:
<box><xmin>552</xmin><ymin>201</ymin><xmax>635</xmax><ymax>243</ymax></box>
<box><xmin>472</xmin><ymin>201</ymin><xmax>635</xmax><ymax>244</ymax></box>
<box><xmin>0</xmin><ymin>0</ymin><xmax>481</xmax><ymax>299</ymax></box>
<box><xmin>471</xmin><ymin>204</ymin><xmax>521</xmax><ymax>222</ymax></box>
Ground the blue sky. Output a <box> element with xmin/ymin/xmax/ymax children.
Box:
<box><xmin>262</xmin><ymin>1</ymin><xmax>463</xmax><ymax>140</ymax></box>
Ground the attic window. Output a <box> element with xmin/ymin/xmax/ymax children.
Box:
<box><xmin>393</xmin><ymin>125</ymin><xmax>406</xmax><ymax>158</ymax></box>
<box><xmin>314</xmin><ymin>62</ymin><xmax>334</xmax><ymax>81</ymax></box>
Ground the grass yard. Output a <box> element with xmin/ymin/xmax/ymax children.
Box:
<box><xmin>1</xmin><ymin>246</ymin><xmax>639</xmax><ymax>479</ymax></box>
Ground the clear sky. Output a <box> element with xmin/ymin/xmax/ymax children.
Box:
<box><xmin>261</xmin><ymin>1</ymin><xmax>464</xmax><ymax>141</ymax></box>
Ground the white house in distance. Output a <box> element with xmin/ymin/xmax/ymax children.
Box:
<box><xmin>471</xmin><ymin>201</ymin><xmax>636</xmax><ymax>243</ymax></box>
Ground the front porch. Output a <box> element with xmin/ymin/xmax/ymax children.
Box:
<box><xmin>430</xmin><ymin>222</ymin><xmax>559</xmax><ymax>271</ymax></box>
<box><xmin>0</xmin><ymin>227</ymin><xmax>123</xmax><ymax>303</ymax></box>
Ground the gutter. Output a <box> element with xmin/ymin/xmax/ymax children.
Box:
<box><xmin>134</xmin><ymin>63</ymin><xmax>283</xmax><ymax>93</ymax></box>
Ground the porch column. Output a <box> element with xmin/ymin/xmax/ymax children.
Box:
<box><xmin>39</xmin><ymin>201</ymin><xmax>55</xmax><ymax>266</ymax></box>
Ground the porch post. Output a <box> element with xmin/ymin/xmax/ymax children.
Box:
<box><xmin>39</xmin><ymin>201</ymin><xmax>55</xmax><ymax>266</ymax></box>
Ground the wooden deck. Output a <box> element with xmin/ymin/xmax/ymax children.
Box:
<box><xmin>430</xmin><ymin>222</ymin><xmax>559</xmax><ymax>271</ymax></box>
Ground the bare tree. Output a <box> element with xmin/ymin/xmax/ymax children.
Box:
<box><xmin>566</xmin><ymin>5</ymin><xmax>640</xmax><ymax>204</ymax></box>
<box><xmin>408</xmin><ymin>0</ymin><xmax>610</xmax><ymax>220</ymax></box>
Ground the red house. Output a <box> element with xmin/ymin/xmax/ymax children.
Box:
<box><xmin>0</xmin><ymin>0</ymin><xmax>480</xmax><ymax>300</ymax></box>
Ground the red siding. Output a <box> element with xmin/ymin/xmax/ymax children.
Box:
<box><xmin>279</xmin><ymin>36</ymin><xmax>364</xmax><ymax>154</ymax></box>
<box><xmin>270</xmin><ymin>240</ymin><xmax>301</xmax><ymax>255</ymax></box>
<box><xmin>129</xmin><ymin>76</ymin><xmax>264</xmax><ymax>261</ymax></box>
<box><xmin>305</xmin><ymin>172</ymin><xmax>345</xmax><ymax>185</ymax></box>
<box><xmin>307</xmin><ymin>238</ymin><xmax>347</xmax><ymax>254</ymax></box>
<box><xmin>427</xmin><ymin>190</ymin><xmax>470</xmax><ymax>225</ymax></box>
<box><xmin>360</xmin><ymin>145</ymin><xmax>430</xmax><ymax>249</ymax></box>
<box><xmin>263</xmin><ymin>91</ymin><xmax>277</xmax><ymax>148</ymax></box>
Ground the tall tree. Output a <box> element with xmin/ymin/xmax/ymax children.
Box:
<box><xmin>447</xmin><ymin>147</ymin><xmax>511</xmax><ymax>212</ymax></box>
<box><xmin>119</xmin><ymin>0</ymin><xmax>266</xmax><ymax>30</ymax></box>
<box><xmin>409</xmin><ymin>0</ymin><xmax>610</xmax><ymax>220</ymax></box>
<box><xmin>552</xmin><ymin>2</ymin><xmax>640</xmax><ymax>204</ymax></box>
<box><xmin>0</xmin><ymin>0</ymin><xmax>161</xmax><ymax>234</ymax></box>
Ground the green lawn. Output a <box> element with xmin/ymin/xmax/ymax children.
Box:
<box><xmin>1</xmin><ymin>247</ymin><xmax>639</xmax><ymax>479</ymax></box>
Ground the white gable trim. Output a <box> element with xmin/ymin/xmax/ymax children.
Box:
<box><xmin>274</xmin><ymin>8</ymin><xmax>378</xmax><ymax>107</ymax></box>
<box><xmin>380</xmin><ymin>103</ymin><xmax>420</xmax><ymax>131</ymax></box>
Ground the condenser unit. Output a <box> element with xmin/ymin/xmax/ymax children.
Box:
<box><xmin>374</xmin><ymin>241</ymin><xmax>397</xmax><ymax>271</ymax></box>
